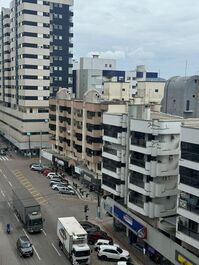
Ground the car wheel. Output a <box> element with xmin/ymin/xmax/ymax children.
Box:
<box><xmin>120</xmin><ymin>257</ymin><xmax>127</xmax><ymax>261</ymax></box>
<box><xmin>54</xmin><ymin>188</ymin><xmax>58</xmax><ymax>191</ymax></box>
<box><xmin>101</xmin><ymin>255</ymin><xmax>107</xmax><ymax>260</ymax></box>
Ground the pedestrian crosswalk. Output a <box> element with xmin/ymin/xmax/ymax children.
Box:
<box><xmin>0</xmin><ymin>156</ymin><xmax>11</xmax><ymax>161</ymax></box>
<box><xmin>12</xmin><ymin>169</ymin><xmax>48</xmax><ymax>206</ymax></box>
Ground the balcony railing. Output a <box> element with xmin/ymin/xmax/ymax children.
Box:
<box><xmin>131</xmin><ymin>138</ymin><xmax>146</xmax><ymax>147</ymax></box>
<box><xmin>103</xmin><ymin>146</ymin><xmax>117</xmax><ymax>156</ymax></box>
<box><xmin>129</xmin><ymin>196</ymin><xmax>144</xmax><ymax>208</ymax></box>
<box><xmin>130</xmin><ymin>158</ymin><xmax>145</xmax><ymax>168</ymax></box>
<box><xmin>178</xmin><ymin>224</ymin><xmax>199</xmax><ymax>241</ymax></box>
<box><xmin>181</xmin><ymin>151</ymin><xmax>199</xmax><ymax>163</ymax></box>
<box><xmin>129</xmin><ymin>175</ymin><xmax>144</xmax><ymax>188</ymax></box>
<box><xmin>179</xmin><ymin>199</ymin><xmax>199</xmax><ymax>215</ymax></box>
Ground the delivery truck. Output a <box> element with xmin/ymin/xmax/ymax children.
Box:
<box><xmin>57</xmin><ymin>217</ymin><xmax>90</xmax><ymax>264</ymax></box>
<box><xmin>12</xmin><ymin>188</ymin><xmax>44</xmax><ymax>233</ymax></box>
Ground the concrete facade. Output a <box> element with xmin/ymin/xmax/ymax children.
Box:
<box><xmin>177</xmin><ymin>123</ymin><xmax>199</xmax><ymax>259</ymax></box>
<box><xmin>162</xmin><ymin>75</ymin><xmax>199</xmax><ymax>118</ymax></box>
<box><xmin>101</xmin><ymin>105</ymin><xmax>199</xmax><ymax>264</ymax></box>
<box><xmin>0</xmin><ymin>0</ymin><xmax>73</xmax><ymax>154</ymax></box>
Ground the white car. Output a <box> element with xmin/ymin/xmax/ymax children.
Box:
<box><xmin>117</xmin><ymin>261</ymin><xmax>135</xmax><ymax>265</ymax></box>
<box><xmin>52</xmin><ymin>184</ymin><xmax>74</xmax><ymax>193</ymax></box>
<box><xmin>47</xmin><ymin>172</ymin><xmax>60</xmax><ymax>179</ymax></box>
<box><xmin>98</xmin><ymin>245</ymin><xmax>130</xmax><ymax>261</ymax></box>
<box><xmin>94</xmin><ymin>239</ymin><xmax>119</xmax><ymax>251</ymax></box>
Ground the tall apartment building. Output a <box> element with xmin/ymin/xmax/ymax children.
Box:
<box><xmin>176</xmin><ymin>122</ymin><xmax>199</xmax><ymax>261</ymax></box>
<box><xmin>49</xmin><ymin>89</ymin><xmax>108</xmax><ymax>189</ymax></box>
<box><xmin>0</xmin><ymin>0</ymin><xmax>73</xmax><ymax>154</ymax></box>
<box><xmin>162</xmin><ymin>75</ymin><xmax>199</xmax><ymax>118</ymax></box>
<box><xmin>101</xmin><ymin>105</ymin><xmax>199</xmax><ymax>265</ymax></box>
<box><xmin>74</xmin><ymin>54</ymin><xmax>117</xmax><ymax>99</ymax></box>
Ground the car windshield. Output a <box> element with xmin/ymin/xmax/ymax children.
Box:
<box><xmin>117</xmin><ymin>247</ymin><xmax>123</xmax><ymax>253</ymax></box>
<box><xmin>21</xmin><ymin>242</ymin><xmax>31</xmax><ymax>248</ymax></box>
<box><xmin>30</xmin><ymin>218</ymin><xmax>42</xmax><ymax>225</ymax></box>
<box><xmin>74</xmin><ymin>250</ymin><xmax>90</xmax><ymax>257</ymax></box>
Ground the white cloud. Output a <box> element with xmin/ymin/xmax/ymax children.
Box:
<box><xmin>87</xmin><ymin>50</ymin><xmax>126</xmax><ymax>60</ymax></box>
<box><xmin>1</xmin><ymin>0</ymin><xmax>199</xmax><ymax>77</ymax></box>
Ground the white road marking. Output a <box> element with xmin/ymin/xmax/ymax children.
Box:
<box><xmin>0</xmin><ymin>158</ymin><xmax>2</xmax><ymax>161</ymax></box>
<box><xmin>3</xmin><ymin>174</ymin><xmax>7</xmax><ymax>179</ymax></box>
<box><xmin>51</xmin><ymin>243</ymin><xmax>61</xmax><ymax>256</ymax></box>
<box><xmin>8</xmin><ymin>181</ymin><xmax>13</xmax><ymax>187</ymax></box>
<box><xmin>14</xmin><ymin>213</ymin><xmax>19</xmax><ymax>222</ymax></box>
<box><xmin>33</xmin><ymin>246</ymin><xmax>41</xmax><ymax>260</ymax></box>
<box><xmin>22</xmin><ymin>228</ymin><xmax>41</xmax><ymax>260</ymax></box>
<box><xmin>42</xmin><ymin>229</ymin><xmax>47</xmax><ymax>236</ymax></box>
<box><xmin>0</xmin><ymin>190</ymin><xmax>5</xmax><ymax>197</ymax></box>
<box><xmin>5</xmin><ymin>157</ymin><xmax>9</xmax><ymax>160</ymax></box>
<box><xmin>7</xmin><ymin>202</ymin><xmax>11</xmax><ymax>208</ymax></box>
<box><xmin>1</xmin><ymin>157</ymin><xmax>6</xmax><ymax>161</ymax></box>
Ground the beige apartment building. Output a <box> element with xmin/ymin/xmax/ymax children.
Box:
<box><xmin>49</xmin><ymin>89</ymin><xmax>109</xmax><ymax>188</ymax></box>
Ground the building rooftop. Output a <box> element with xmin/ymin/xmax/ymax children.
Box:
<box><xmin>151</xmin><ymin>111</ymin><xmax>183</xmax><ymax>121</ymax></box>
<box><xmin>181</xmin><ymin>119</ymin><xmax>199</xmax><ymax>128</ymax></box>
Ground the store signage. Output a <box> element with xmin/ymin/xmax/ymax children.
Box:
<box><xmin>175</xmin><ymin>251</ymin><xmax>196</xmax><ymax>265</ymax></box>
<box><xmin>114</xmin><ymin>206</ymin><xmax>147</xmax><ymax>239</ymax></box>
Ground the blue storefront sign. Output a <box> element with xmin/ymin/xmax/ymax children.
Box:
<box><xmin>114</xmin><ymin>206</ymin><xmax>147</xmax><ymax>239</ymax></box>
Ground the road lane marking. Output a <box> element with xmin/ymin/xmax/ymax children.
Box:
<box><xmin>24</xmin><ymin>183</ymin><xmax>32</xmax><ymax>188</ymax></box>
<box><xmin>51</xmin><ymin>243</ymin><xmax>61</xmax><ymax>256</ymax></box>
<box><xmin>3</xmin><ymin>174</ymin><xmax>7</xmax><ymax>179</ymax></box>
<box><xmin>33</xmin><ymin>246</ymin><xmax>41</xmax><ymax>261</ymax></box>
<box><xmin>23</xmin><ymin>229</ymin><xmax>42</xmax><ymax>261</ymax></box>
<box><xmin>0</xmin><ymin>190</ymin><xmax>5</xmax><ymax>197</ymax></box>
<box><xmin>42</xmin><ymin>229</ymin><xmax>46</xmax><ymax>236</ymax></box>
<box><xmin>8</xmin><ymin>181</ymin><xmax>13</xmax><ymax>187</ymax></box>
<box><xmin>7</xmin><ymin>202</ymin><xmax>11</xmax><ymax>208</ymax></box>
<box><xmin>14</xmin><ymin>213</ymin><xmax>19</xmax><ymax>222</ymax></box>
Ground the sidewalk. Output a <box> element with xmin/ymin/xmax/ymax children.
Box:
<box><xmin>66</xmin><ymin>175</ymin><xmax>156</xmax><ymax>265</ymax></box>
<box><xmin>91</xmin><ymin>216</ymin><xmax>156</xmax><ymax>265</ymax></box>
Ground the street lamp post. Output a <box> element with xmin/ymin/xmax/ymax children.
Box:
<box><xmin>96</xmin><ymin>174</ymin><xmax>101</xmax><ymax>219</ymax></box>
<box><xmin>27</xmin><ymin>132</ymin><xmax>31</xmax><ymax>158</ymax></box>
<box><xmin>39</xmin><ymin>119</ymin><xmax>48</xmax><ymax>165</ymax></box>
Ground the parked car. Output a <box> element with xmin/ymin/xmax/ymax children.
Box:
<box><xmin>50</xmin><ymin>179</ymin><xmax>68</xmax><ymax>186</ymax></box>
<box><xmin>98</xmin><ymin>245</ymin><xmax>130</xmax><ymax>261</ymax></box>
<box><xmin>56</xmin><ymin>186</ymin><xmax>76</xmax><ymax>195</ymax></box>
<box><xmin>94</xmin><ymin>239</ymin><xmax>119</xmax><ymax>251</ymax></box>
<box><xmin>47</xmin><ymin>172</ymin><xmax>59</xmax><ymax>179</ymax></box>
<box><xmin>88</xmin><ymin>230</ymin><xmax>112</xmax><ymax>245</ymax></box>
<box><xmin>49</xmin><ymin>176</ymin><xmax>62</xmax><ymax>182</ymax></box>
<box><xmin>79</xmin><ymin>221</ymin><xmax>100</xmax><ymax>234</ymax></box>
<box><xmin>16</xmin><ymin>236</ymin><xmax>33</xmax><ymax>257</ymax></box>
<box><xmin>41</xmin><ymin>168</ymin><xmax>51</xmax><ymax>176</ymax></box>
<box><xmin>117</xmin><ymin>261</ymin><xmax>135</xmax><ymax>265</ymax></box>
<box><xmin>30</xmin><ymin>164</ymin><xmax>44</xmax><ymax>172</ymax></box>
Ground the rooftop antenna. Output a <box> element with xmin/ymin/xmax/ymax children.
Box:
<box><xmin>184</xmin><ymin>60</ymin><xmax>188</xmax><ymax>77</ymax></box>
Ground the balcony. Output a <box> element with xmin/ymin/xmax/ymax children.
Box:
<box><xmin>178</xmin><ymin>223</ymin><xmax>199</xmax><ymax>242</ymax></box>
<box><xmin>179</xmin><ymin>198</ymin><xmax>199</xmax><ymax>215</ymax></box>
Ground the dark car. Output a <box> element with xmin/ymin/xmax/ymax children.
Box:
<box><xmin>88</xmin><ymin>230</ymin><xmax>112</xmax><ymax>245</ymax></box>
<box><xmin>16</xmin><ymin>236</ymin><xmax>33</xmax><ymax>257</ymax></box>
<box><xmin>79</xmin><ymin>221</ymin><xmax>100</xmax><ymax>234</ymax></box>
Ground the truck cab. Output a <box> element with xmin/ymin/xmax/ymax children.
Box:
<box><xmin>27</xmin><ymin>212</ymin><xmax>43</xmax><ymax>233</ymax></box>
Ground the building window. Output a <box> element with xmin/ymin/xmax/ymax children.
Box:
<box><xmin>186</xmin><ymin>100</ymin><xmax>190</xmax><ymax>111</ymax></box>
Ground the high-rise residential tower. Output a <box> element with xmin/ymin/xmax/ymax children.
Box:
<box><xmin>0</xmin><ymin>0</ymin><xmax>73</xmax><ymax>155</ymax></box>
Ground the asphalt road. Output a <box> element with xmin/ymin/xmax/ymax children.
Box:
<box><xmin>0</xmin><ymin>152</ymin><xmax>116</xmax><ymax>265</ymax></box>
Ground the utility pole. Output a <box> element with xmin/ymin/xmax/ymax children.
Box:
<box><xmin>39</xmin><ymin>130</ymin><xmax>42</xmax><ymax>165</ymax></box>
<box><xmin>96</xmin><ymin>174</ymin><xmax>101</xmax><ymax>219</ymax></box>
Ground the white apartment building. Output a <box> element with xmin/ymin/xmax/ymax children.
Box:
<box><xmin>176</xmin><ymin>122</ymin><xmax>199</xmax><ymax>259</ymax></box>
<box><xmin>101</xmin><ymin>105</ymin><xmax>199</xmax><ymax>265</ymax></box>
<box><xmin>74</xmin><ymin>54</ymin><xmax>117</xmax><ymax>99</ymax></box>
<box><xmin>0</xmin><ymin>0</ymin><xmax>73</xmax><ymax>155</ymax></box>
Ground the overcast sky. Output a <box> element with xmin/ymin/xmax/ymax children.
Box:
<box><xmin>1</xmin><ymin>0</ymin><xmax>199</xmax><ymax>78</ymax></box>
